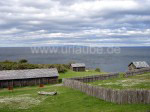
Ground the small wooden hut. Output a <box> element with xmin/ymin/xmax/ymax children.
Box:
<box><xmin>71</xmin><ymin>63</ymin><xmax>85</xmax><ymax>72</ymax></box>
<box><xmin>0</xmin><ymin>68</ymin><xmax>59</xmax><ymax>88</ymax></box>
<box><xmin>128</xmin><ymin>61</ymin><xmax>150</xmax><ymax>71</ymax></box>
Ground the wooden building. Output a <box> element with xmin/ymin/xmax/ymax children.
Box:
<box><xmin>71</xmin><ymin>63</ymin><xmax>85</xmax><ymax>72</ymax></box>
<box><xmin>128</xmin><ymin>61</ymin><xmax>150</xmax><ymax>71</ymax></box>
<box><xmin>0</xmin><ymin>68</ymin><xmax>59</xmax><ymax>88</ymax></box>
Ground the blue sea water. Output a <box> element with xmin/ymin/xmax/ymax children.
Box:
<box><xmin>0</xmin><ymin>47</ymin><xmax>150</xmax><ymax>72</ymax></box>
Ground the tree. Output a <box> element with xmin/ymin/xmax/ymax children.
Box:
<box><xmin>95</xmin><ymin>68</ymin><xmax>101</xmax><ymax>72</ymax></box>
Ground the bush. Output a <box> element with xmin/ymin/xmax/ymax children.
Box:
<box><xmin>35</xmin><ymin>64</ymin><xmax>68</xmax><ymax>73</ymax></box>
<box><xmin>0</xmin><ymin>61</ymin><xmax>17</xmax><ymax>70</ymax></box>
<box><xmin>0</xmin><ymin>64</ymin><xmax>12</xmax><ymax>70</ymax></box>
<box><xmin>3</xmin><ymin>60</ymin><xmax>13</xmax><ymax>63</ymax></box>
<box><xmin>62</xmin><ymin>64</ymin><xmax>70</xmax><ymax>69</ymax></box>
<box><xmin>19</xmin><ymin>59</ymin><xmax>28</xmax><ymax>63</ymax></box>
<box><xmin>95</xmin><ymin>68</ymin><xmax>101</xmax><ymax>72</ymax></box>
<box><xmin>58</xmin><ymin>79</ymin><xmax>62</xmax><ymax>83</ymax></box>
<box><xmin>0</xmin><ymin>60</ymin><xmax>68</xmax><ymax>73</ymax></box>
<box><xmin>15</xmin><ymin>63</ymin><xmax>39</xmax><ymax>70</ymax></box>
<box><xmin>54</xmin><ymin>64</ymin><xmax>67</xmax><ymax>73</ymax></box>
<box><xmin>0</xmin><ymin>60</ymin><xmax>38</xmax><ymax>70</ymax></box>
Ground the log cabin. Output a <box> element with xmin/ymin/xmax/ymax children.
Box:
<box><xmin>128</xmin><ymin>61</ymin><xmax>150</xmax><ymax>71</ymax></box>
<box><xmin>0</xmin><ymin>68</ymin><xmax>59</xmax><ymax>88</ymax></box>
<box><xmin>71</xmin><ymin>63</ymin><xmax>85</xmax><ymax>72</ymax></box>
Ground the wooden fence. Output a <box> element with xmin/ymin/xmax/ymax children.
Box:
<box><xmin>69</xmin><ymin>73</ymin><xmax>119</xmax><ymax>83</ymax></box>
<box><xmin>63</xmin><ymin>79</ymin><xmax>150</xmax><ymax>104</ymax></box>
<box><xmin>125</xmin><ymin>67</ymin><xmax>150</xmax><ymax>77</ymax></box>
<box><xmin>63</xmin><ymin>72</ymin><xmax>150</xmax><ymax>104</ymax></box>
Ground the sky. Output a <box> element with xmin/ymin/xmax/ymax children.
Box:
<box><xmin>0</xmin><ymin>0</ymin><xmax>150</xmax><ymax>47</ymax></box>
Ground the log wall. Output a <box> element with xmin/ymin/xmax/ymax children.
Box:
<box><xmin>72</xmin><ymin>67</ymin><xmax>85</xmax><ymax>72</ymax></box>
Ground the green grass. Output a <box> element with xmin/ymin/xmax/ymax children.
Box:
<box><xmin>59</xmin><ymin>70</ymin><xmax>105</xmax><ymax>79</ymax></box>
<box><xmin>0</xmin><ymin>85</ymin><xmax>149</xmax><ymax>112</ymax></box>
<box><xmin>88</xmin><ymin>73</ymin><xmax>150</xmax><ymax>90</ymax></box>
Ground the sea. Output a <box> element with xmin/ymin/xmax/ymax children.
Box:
<box><xmin>0</xmin><ymin>46</ymin><xmax>150</xmax><ymax>72</ymax></box>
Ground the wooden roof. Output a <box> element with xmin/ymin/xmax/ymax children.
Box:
<box><xmin>71</xmin><ymin>63</ymin><xmax>85</xmax><ymax>67</ymax></box>
<box><xmin>0</xmin><ymin>68</ymin><xmax>59</xmax><ymax>81</ymax></box>
<box><xmin>129</xmin><ymin>61</ymin><xmax>150</xmax><ymax>68</ymax></box>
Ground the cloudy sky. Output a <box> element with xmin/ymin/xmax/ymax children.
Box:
<box><xmin>0</xmin><ymin>0</ymin><xmax>150</xmax><ymax>47</ymax></box>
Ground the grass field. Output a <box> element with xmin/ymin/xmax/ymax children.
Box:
<box><xmin>59</xmin><ymin>70</ymin><xmax>105</xmax><ymax>79</ymax></box>
<box><xmin>0</xmin><ymin>85</ymin><xmax>150</xmax><ymax>112</ymax></box>
<box><xmin>0</xmin><ymin>71</ymin><xmax>150</xmax><ymax>112</ymax></box>
<box><xmin>89</xmin><ymin>73</ymin><xmax>150</xmax><ymax>90</ymax></box>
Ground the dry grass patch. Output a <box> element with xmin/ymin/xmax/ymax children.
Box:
<box><xmin>0</xmin><ymin>94</ymin><xmax>47</xmax><ymax>109</ymax></box>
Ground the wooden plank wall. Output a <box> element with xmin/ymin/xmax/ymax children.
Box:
<box><xmin>0</xmin><ymin>77</ymin><xmax>58</xmax><ymax>88</ymax></box>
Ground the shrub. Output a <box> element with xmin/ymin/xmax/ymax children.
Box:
<box><xmin>62</xmin><ymin>64</ymin><xmax>70</xmax><ymax>69</ymax></box>
<box><xmin>19</xmin><ymin>59</ymin><xmax>28</xmax><ymax>63</ymax></box>
<box><xmin>3</xmin><ymin>60</ymin><xmax>14</xmax><ymax>63</ymax></box>
<box><xmin>0</xmin><ymin>60</ymin><xmax>68</xmax><ymax>73</ymax></box>
<box><xmin>36</xmin><ymin>64</ymin><xmax>68</xmax><ymax>73</ymax></box>
<box><xmin>95</xmin><ymin>68</ymin><xmax>101</xmax><ymax>72</ymax></box>
<box><xmin>0</xmin><ymin>61</ymin><xmax>17</xmax><ymax>70</ymax></box>
<box><xmin>54</xmin><ymin>64</ymin><xmax>67</xmax><ymax>73</ymax></box>
<box><xmin>0</xmin><ymin>61</ymin><xmax>38</xmax><ymax>70</ymax></box>
<box><xmin>58</xmin><ymin>79</ymin><xmax>62</xmax><ymax>83</ymax></box>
